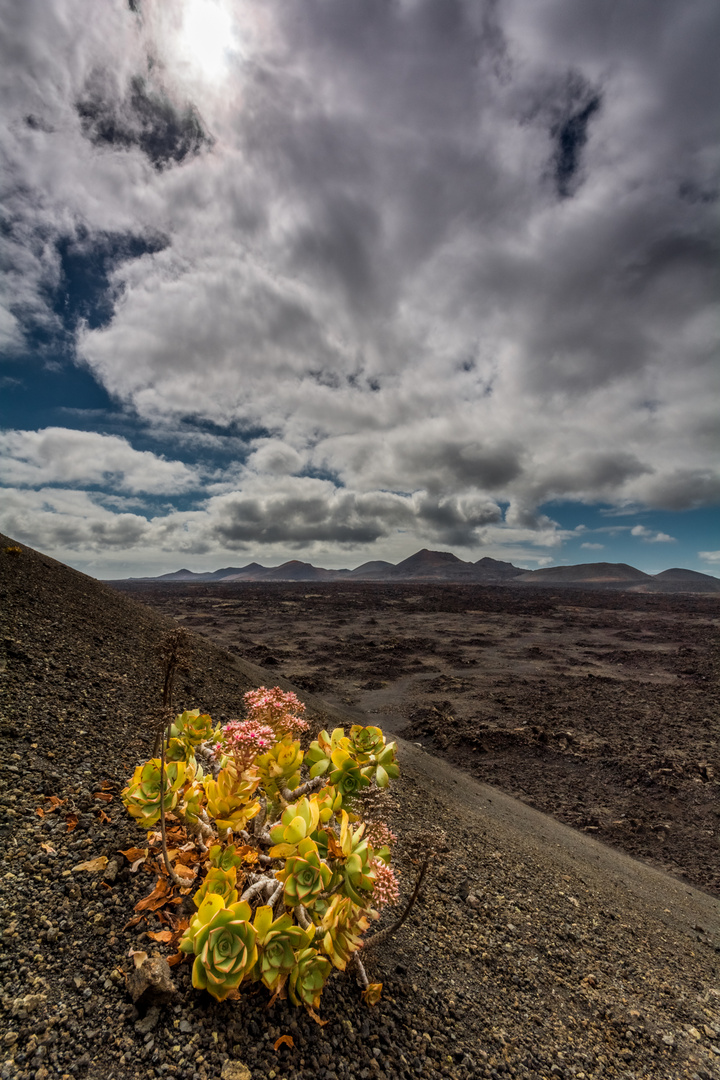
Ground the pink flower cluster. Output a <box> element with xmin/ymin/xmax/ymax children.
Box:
<box><xmin>370</xmin><ymin>859</ymin><xmax>400</xmax><ymax>908</ymax></box>
<box><xmin>223</xmin><ymin>719</ymin><xmax>276</xmax><ymax>769</ymax></box>
<box><xmin>365</xmin><ymin>821</ymin><xmax>397</xmax><ymax>849</ymax></box>
<box><xmin>243</xmin><ymin>686</ymin><xmax>309</xmax><ymax>737</ymax></box>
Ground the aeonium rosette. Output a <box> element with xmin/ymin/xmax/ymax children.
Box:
<box><xmin>121</xmin><ymin>759</ymin><xmax>187</xmax><ymax>830</ymax></box>
<box><xmin>276</xmin><ymin>837</ymin><xmax>332</xmax><ymax>908</ymax></box>
<box><xmin>180</xmin><ymin>895</ymin><xmax>258</xmax><ymax>1002</ymax></box>
<box><xmin>252</xmin><ymin>905</ymin><xmax>313</xmax><ymax>990</ymax></box>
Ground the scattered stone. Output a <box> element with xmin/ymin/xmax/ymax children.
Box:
<box><xmin>135</xmin><ymin>1006</ymin><xmax>161</xmax><ymax>1034</ymax></box>
<box><xmin>126</xmin><ymin>955</ymin><xmax>177</xmax><ymax>1008</ymax></box>
<box><xmin>220</xmin><ymin>1062</ymin><xmax>251</xmax><ymax>1080</ymax></box>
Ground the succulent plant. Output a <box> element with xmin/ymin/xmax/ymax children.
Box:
<box><xmin>307</xmin><ymin>726</ymin><xmax>399</xmax><ymax>792</ymax></box>
<box><xmin>193</xmin><ymin>866</ymin><xmax>239</xmax><ymax>909</ymax></box>
<box><xmin>276</xmin><ymin>837</ymin><xmax>332</xmax><ymax>909</ymax></box>
<box><xmin>252</xmin><ymin>905</ymin><xmax>313</xmax><ymax>990</ymax></box>
<box><xmin>318</xmin><ymin>895</ymin><xmax>373</xmax><ymax>970</ymax></box>
<box><xmin>348</xmin><ymin>724</ymin><xmax>385</xmax><ymax>761</ymax></box>
<box><xmin>121</xmin><ymin>759</ymin><xmax>187</xmax><ymax>830</ymax></box>
<box><xmin>208</xmin><ymin>843</ymin><xmax>244</xmax><ymax>871</ymax></box>
<box><xmin>333</xmin><ymin>810</ymin><xmax>376</xmax><ymax>905</ymax></box>
<box><xmin>170</xmin><ymin>709</ymin><xmax>214</xmax><ymax>748</ymax></box>
<box><xmin>180</xmin><ymin>778</ymin><xmax>207</xmax><ymax>824</ymax></box>
<box><xmin>269</xmin><ymin>795</ymin><xmax>322</xmax><ymax>858</ymax></box>
<box><xmin>255</xmin><ymin>736</ymin><xmax>303</xmax><ymax>802</ymax></box>
<box><xmin>165</xmin><ymin>736</ymin><xmax>195</xmax><ymax>763</ymax></box>
<box><xmin>288</xmin><ymin>947</ymin><xmax>332</xmax><ymax>1010</ymax></box>
<box><xmin>204</xmin><ymin>768</ymin><xmax>261</xmax><ymax>834</ymax></box>
<box><xmin>180</xmin><ymin>895</ymin><xmax>258</xmax><ymax>1002</ymax></box>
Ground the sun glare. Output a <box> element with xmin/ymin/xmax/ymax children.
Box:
<box><xmin>175</xmin><ymin>0</ymin><xmax>236</xmax><ymax>83</ymax></box>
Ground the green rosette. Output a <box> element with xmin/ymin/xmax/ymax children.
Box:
<box><xmin>288</xmin><ymin>947</ymin><xmax>332</xmax><ymax>1010</ymax></box>
<box><xmin>185</xmin><ymin>896</ymin><xmax>258</xmax><ymax>1002</ymax></box>
<box><xmin>276</xmin><ymin>837</ymin><xmax>332</xmax><ymax>909</ymax></box>
<box><xmin>253</xmin><ymin>905</ymin><xmax>313</xmax><ymax>990</ymax></box>
<box><xmin>121</xmin><ymin>759</ymin><xmax>186</xmax><ymax>830</ymax></box>
<box><xmin>193</xmin><ymin>866</ymin><xmax>239</xmax><ymax>909</ymax></box>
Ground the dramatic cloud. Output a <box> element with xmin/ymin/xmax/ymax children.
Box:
<box><xmin>0</xmin><ymin>428</ymin><xmax>201</xmax><ymax>493</ymax></box>
<box><xmin>1</xmin><ymin>0</ymin><xmax>718</xmax><ymax>573</ymax></box>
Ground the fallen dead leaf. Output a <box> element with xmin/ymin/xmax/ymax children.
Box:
<box><xmin>94</xmin><ymin>792</ymin><xmax>113</xmax><ymax>802</ymax></box>
<box><xmin>45</xmin><ymin>796</ymin><xmax>64</xmax><ymax>812</ymax></box>
<box><xmin>129</xmin><ymin>949</ymin><xmax>148</xmax><ymax>969</ymax></box>
<box><xmin>98</xmin><ymin>809</ymin><xmax>111</xmax><ymax>824</ymax></box>
<box><xmin>40</xmin><ymin>842</ymin><xmax>56</xmax><ymax>854</ymax></box>
<box><xmin>122</xmin><ymin>914</ymin><xmax>146</xmax><ymax>931</ymax></box>
<box><xmin>119</xmin><ymin>847</ymin><xmax>148</xmax><ymax>862</ymax></box>
<box><xmin>167</xmin><ymin>951</ymin><xmax>185</xmax><ymax>967</ymax></box>
<box><xmin>72</xmin><ymin>856</ymin><xmax>109</xmax><ymax>873</ymax></box>
<box><xmin>134</xmin><ymin>877</ymin><xmax>172</xmax><ymax>912</ymax></box>
<box><xmin>172</xmin><ymin>863</ymin><xmax>196</xmax><ymax>881</ymax></box>
<box><xmin>147</xmin><ymin>930</ymin><xmax>174</xmax><ymax>943</ymax></box>
<box><xmin>65</xmin><ymin>814</ymin><xmax>79</xmax><ymax>832</ymax></box>
<box><xmin>274</xmin><ymin>1035</ymin><xmax>295</xmax><ymax>1051</ymax></box>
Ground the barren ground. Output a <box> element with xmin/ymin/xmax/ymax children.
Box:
<box><xmin>114</xmin><ymin>581</ymin><xmax>720</xmax><ymax>898</ymax></box>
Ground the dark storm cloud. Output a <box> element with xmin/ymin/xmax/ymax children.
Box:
<box><xmin>552</xmin><ymin>91</ymin><xmax>601</xmax><ymax>198</ymax></box>
<box><xmin>210</xmin><ymin>490</ymin><xmax>414</xmax><ymax>547</ymax></box>
<box><xmin>77</xmin><ymin>73</ymin><xmax>211</xmax><ymax>170</ymax></box>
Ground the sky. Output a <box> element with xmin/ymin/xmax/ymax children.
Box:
<box><xmin>1</xmin><ymin>0</ymin><xmax>719</xmax><ymax>579</ymax></box>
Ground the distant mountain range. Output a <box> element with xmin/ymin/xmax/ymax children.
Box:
<box><xmin>115</xmin><ymin>549</ymin><xmax>720</xmax><ymax>592</ymax></box>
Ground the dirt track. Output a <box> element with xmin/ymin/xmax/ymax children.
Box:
<box><xmin>114</xmin><ymin>580</ymin><xmax>720</xmax><ymax>897</ymax></box>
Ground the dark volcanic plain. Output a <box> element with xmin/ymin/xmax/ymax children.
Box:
<box><xmin>114</xmin><ymin>580</ymin><xmax>720</xmax><ymax>897</ymax></box>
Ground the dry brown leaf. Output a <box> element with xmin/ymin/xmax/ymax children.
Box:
<box><xmin>35</xmin><ymin>807</ymin><xmax>45</xmax><ymax>818</ymax></box>
<box><xmin>119</xmin><ymin>846</ymin><xmax>148</xmax><ymax>863</ymax></box>
<box><xmin>147</xmin><ymin>930</ymin><xmax>174</xmax><ymax>943</ymax></box>
<box><xmin>167</xmin><ymin>951</ymin><xmax>185</xmax><ymax>967</ymax></box>
<box><xmin>101</xmin><ymin>780</ymin><xmax>114</xmax><ymax>790</ymax></box>
<box><xmin>129</xmin><ymin>949</ymin><xmax>148</xmax><ymax>968</ymax></box>
<box><xmin>45</xmin><ymin>796</ymin><xmax>64</xmax><ymax>812</ymax></box>
<box><xmin>94</xmin><ymin>792</ymin><xmax>113</xmax><ymax>802</ymax></box>
<box><xmin>72</xmin><ymin>856</ymin><xmax>109</xmax><ymax>873</ymax></box>
<box><xmin>97</xmin><ymin>809</ymin><xmax>111</xmax><ymax>824</ymax></box>
<box><xmin>172</xmin><ymin>863</ymin><xmax>196</xmax><ymax>881</ymax></box>
<box><xmin>274</xmin><ymin>1035</ymin><xmax>295</xmax><ymax>1051</ymax></box>
<box><xmin>65</xmin><ymin>814</ymin><xmax>79</xmax><ymax>832</ymax></box>
<box><xmin>306</xmin><ymin>1007</ymin><xmax>329</xmax><ymax>1026</ymax></box>
<box><xmin>134</xmin><ymin>877</ymin><xmax>171</xmax><ymax>912</ymax></box>
<box><xmin>40</xmin><ymin>842</ymin><xmax>56</xmax><ymax>854</ymax></box>
<box><xmin>122</xmin><ymin>914</ymin><xmax>145</xmax><ymax>931</ymax></box>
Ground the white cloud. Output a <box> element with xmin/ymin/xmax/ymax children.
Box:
<box><xmin>0</xmin><ymin>428</ymin><xmax>201</xmax><ymax>494</ymax></box>
<box><xmin>631</xmin><ymin>525</ymin><xmax>676</xmax><ymax>543</ymax></box>
<box><xmin>581</xmin><ymin>542</ymin><xmax>604</xmax><ymax>550</ymax></box>
<box><xmin>699</xmin><ymin>550</ymin><xmax>720</xmax><ymax>564</ymax></box>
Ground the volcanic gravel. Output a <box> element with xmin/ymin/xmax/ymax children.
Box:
<box><xmin>2</xmin><ymin>536</ymin><xmax>720</xmax><ymax>1080</ymax></box>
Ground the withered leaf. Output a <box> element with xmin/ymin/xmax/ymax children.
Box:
<box><xmin>134</xmin><ymin>877</ymin><xmax>171</xmax><ymax>912</ymax></box>
<box><xmin>65</xmin><ymin>814</ymin><xmax>79</xmax><ymax>832</ymax></box>
<box><xmin>167</xmin><ymin>951</ymin><xmax>185</xmax><ymax>967</ymax></box>
<box><xmin>274</xmin><ymin>1035</ymin><xmax>295</xmax><ymax>1050</ymax></box>
<box><xmin>147</xmin><ymin>930</ymin><xmax>174</xmax><ymax>943</ymax></box>
<box><xmin>94</xmin><ymin>792</ymin><xmax>113</xmax><ymax>802</ymax></box>
<box><xmin>72</xmin><ymin>856</ymin><xmax>109</xmax><ymax>873</ymax></box>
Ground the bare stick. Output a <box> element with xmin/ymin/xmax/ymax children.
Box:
<box><xmin>159</xmin><ymin>720</ymin><xmax>182</xmax><ymax>888</ymax></box>
<box><xmin>351</xmin><ymin>952</ymin><xmax>369</xmax><ymax>990</ymax></box>
<box><xmin>280</xmin><ymin>776</ymin><xmax>326</xmax><ymax>804</ymax></box>
<box><xmin>295</xmin><ymin>904</ymin><xmax>312</xmax><ymax>931</ymax></box>
<box><xmin>362</xmin><ymin>855</ymin><xmax>430</xmax><ymax>951</ymax></box>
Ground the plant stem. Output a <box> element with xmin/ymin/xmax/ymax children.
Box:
<box><xmin>362</xmin><ymin>854</ymin><xmax>430</xmax><ymax>950</ymax></box>
<box><xmin>159</xmin><ymin>719</ymin><xmax>182</xmax><ymax>888</ymax></box>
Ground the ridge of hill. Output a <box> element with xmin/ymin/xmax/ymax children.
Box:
<box><xmin>118</xmin><ymin>550</ymin><xmax>720</xmax><ymax>592</ymax></box>
<box><xmin>3</xmin><ymin>533</ymin><xmax>720</xmax><ymax>1079</ymax></box>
